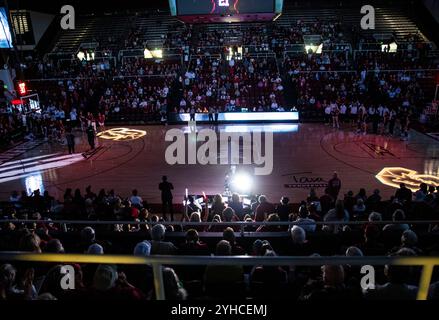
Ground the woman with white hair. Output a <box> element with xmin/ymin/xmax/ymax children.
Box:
<box><xmin>287</xmin><ymin>226</ymin><xmax>312</xmax><ymax>256</ymax></box>
<box><xmin>89</xmin><ymin>265</ymin><xmax>145</xmax><ymax>300</ymax></box>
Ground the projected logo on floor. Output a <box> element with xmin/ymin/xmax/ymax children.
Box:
<box><xmin>97</xmin><ymin>128</ymin><xmax>147</xmax><ymax>141</ymax></box>
<box><xmin>376</xmin><ymin>167</ymin><xmax>439</xmax><ymax>192</ymax></box>
<box><xmin>0</xmin><ymin>153</ymin><xmax>84</xmax><ymax>184</ymax></box>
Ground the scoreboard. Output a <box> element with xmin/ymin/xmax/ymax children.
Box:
<box><xmin>170</xmin><ymin>0</ymin><xmax>282</xmax><ymax>16</ymax></box>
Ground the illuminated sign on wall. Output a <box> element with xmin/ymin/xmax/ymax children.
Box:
<box><xmin>176</xmin><ymin>112</ymin><xmax>299</xmax><ymax>122</ymax></box>
<box><xmin>18</xmin><ymin>82</ymin><xmax>27</xmax><ymax>95</ymax></box>
<box><xmin>376</xmin><ymin>167</ymin><xmax>439</xmax><ymax>192</ymax></box>
<box><xmin>97</xmin><ymin>128</ymin><xmax>147</xmax><ymax>141</ymax></box>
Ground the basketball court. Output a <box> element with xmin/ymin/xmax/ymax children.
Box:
<box><xmin>0</xmin><ymin>123</ymin><xmax>438</xmax><ymax>203</ymax></box>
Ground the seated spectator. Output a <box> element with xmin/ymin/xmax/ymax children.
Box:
<box><xmin>414</xmin><ymin>183</ymin><xmax>428</xmax><ymax>202</ymax></box>
<box><xmin>286</xmin><ymin>226</ymin><xmax>312</xmax><ymax>256</ymax></box>
<box><xmin>390</xmin><ymin>230</ymin><xmax>423</xmax><ymax>255</ymax></box>
<box><xmin>182</xmin><ymin>211</ymin><xmax>205</xmax><ymax>232</ymax></box>
<box><xmin>323</xmin><ymin>200</ymin><xmax>349</xmax><ymax>233</ymax></box>
<box><xmin>223</xmin><ymin>227</ymin><xmax>245</xmax><ymax>255</ymax></box>
<box><xmin>302</xmin><ymin>265</ymin><xmax>358</xmax><ymax>300</ymax></box>
<box><xmin>364</xmin><ymin>248</ymin><xmax>418</xmax><ymax>300</ymax></box>
<box><xmin>221</xmin><ymin>207</ymin><xmax>239</xmax><ymax>231</ymax></box>
<box><xmin>87</xmin><ymin>243</ymin><xmax>104</xmax><ymax>255</ymax></box>
<box><xmin>129</xmin><ymin>189</ymin><xmax>143</xmax><ymax>207</ymax></box>
<box><xmin>319</xmin><ymin>189</ymin><xmax>334</xmax><ymax>214</ymax></box>
<box><xmin>395</xmin><ymin>183</ymin><xmax>412</xmax><ymax>203</ymax></box>
<box><xmin>355</xmin><ymin>188</ymin><xmax>367</xmax><ymax>202</ymax></box>
<box><xmin>179</xmin><ymin>229</ymin><xmax>209</xmax><ymax>256</ymax></box>
<box><xmin>204</xmin><ymin>240</ymin><xmax>244</xmax><ymax>297</ymax></box>
<box><xmin>19</xmin><ymin>231</ymin><xmax>42</xmax><ymax>253</ymax></box>
<box><xmin>120</xmin><ymin>241</ymin><xmax>153</xmax><ymax>296</ymax></box>
<box><xmin>45</xmin><ymin>239</ymin><xmax>65</xmax><ymax>253</ymax></box>
<box><xmin>352</xmin><ymin>199</ymin><xmax>366</xmax><ymax>219</ymax></box>
<box><xmin>162</xmin><ymin>268</ymin><xmax>187</xmax><ymax>300</ymax></box>
<box><xmin>150</xmin><ymin>224</ymin><xmax>177</xmax><ymax>255</ymax></box>
<box><xmin>358</xmin><ymin>225</ymin><xmax>386</xmax><ymax>256</ymax></box>
<box><xmin>295</xmin><ymin>205</ymin><xmax>316</xmax><ymax>233</ymax></box>
<box><xmin>276</xmin><ymin>196</ymin><xmax>291</xmax><ymax>221</ymax></box>
<box><xmin>209</xmin><ymin>194</ymin><xmax>225</xmax><ymax>221</ymax></box>
<box><xmin>0</xmin><ymin>264</ymin><xmax>35</xmax><ymax>300</ymax></box>
<box><xmin>255</xmin><ymin>195</ymin><xmax>274</xmax><ymax>222</ymax></box>
<box><xmin>256</xmin><ymin>213</ymin><xmax>283</xmax><ymax>232</ymax></box>
<box><xmin>365</xmin><ymin>189</ymin><xmax>381</xmax><ymax>211</ymax></box>
<box><xmin>87</xmin><ymin>265</ymin><xmax>145</xmax><ymax>300</ymax></box>
<box><xmin>343</xmin><ymin>191</ymin><xmax>356</xmax><ymax>216</ymax></box>
<box><xmin>251</xmin><ymin>239</ymin><xmax>273</xmax><ymax>256</ymax></box>
<box><xmin>228</xmin><ymin>193</ymin><xmax>244</xmax><ymax>220</ymax></box>
<box><xmin>383</xmin><ymin>209</ymin><xmax>410</xmax><ymax>232</ymax></box>
<box><xmin>250</xmin><ymin>250</ymin><xmax>288</xmax><ymax>297</ymax></box>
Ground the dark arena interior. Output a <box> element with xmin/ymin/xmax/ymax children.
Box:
<box><xmin>1</xmin><ymin>0</ymin><xmax>439</xmax><ymax>311</ymax></box>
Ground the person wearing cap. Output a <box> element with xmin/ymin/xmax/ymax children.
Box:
<box><xmin>119</xmin><ymin>241</ymin><xmax>154</xmax><ymax>296</ymax></box>
<box><xmin>87</xmin><ymin>265</ymin><xmax>145</xmax><ymax>300</ymax></box>
<box><xmin>87</xmin><ymin>243</ymin><xmax>104</xmax><ymax>255</ymax></box>
<box><xmin>150</xmin><ymin>224</ymin><xmax>177</xmax><ymax>255</ymax></box>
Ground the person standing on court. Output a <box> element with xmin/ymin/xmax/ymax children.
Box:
<box><xmin>214</xmin><ymin>106</ymin><xmax>219</xmax><ymax>124</ymax></box>
<box><xmin>189</xmin><ymin>106</ymin><xmax>196</xmax><ymax>121</ymax></box>
<box><xmin>159</xmin><ymin>176</ymin><xmax>174</xmax><ymax>221</ymax></box>
<box><xmin>86</xmin><ymin>125</ymin><xmax>96</xmax><ymax>150</ymax></box>
<box><xmin>208</xmin><ymin>106</ymin><xmax>214</xmax><ymax>123</ymax></box>
<box><xmin>66</xmin><ymin>129</ymin><xmax>76</xmax><ymax>154</ymax></box>
<box><xmin>327</xmin><ymin>172</ymin><xmax>342</xmax><ymax>200</ymax></box>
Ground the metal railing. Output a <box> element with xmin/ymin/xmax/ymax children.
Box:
<box><xmin>0</xmin><ymin>253</ymin><xmax>437</xmax><ymax>300</ymax></box>
<box><xmin>3</xmin><ymin>218</ymin><xmax>439</xmax><ymax>226</ymax></box>
<box><xmin>2</xmin><ymin>218</ymin><xmax>439</xmax><ymax>235</ymax></box>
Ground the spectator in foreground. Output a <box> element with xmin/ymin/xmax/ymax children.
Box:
<box><xmin>204</xmin><ymin>240</ymin><xmax>244</xmax><ymax>297</ymax></box>
<box><xmin>364</xmin><ymin>248</ymin><xmax>418</xmax><ymax>300</ymax></box>
<box><xmin>150</xmin><ymin>224</ymin><xmax>177</xmax><ymax>255</ymax></box>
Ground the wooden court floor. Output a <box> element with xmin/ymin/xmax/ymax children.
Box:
<box><xmin>1</xmin><ymin>123</ymin><xmax>438</xmax><ymax>204</ymax></box>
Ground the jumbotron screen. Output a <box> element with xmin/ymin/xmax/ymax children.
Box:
<box><xmin>175</xmin><ymin>0</ymin><xmax>274</xmax><ymax>15</ymax></box>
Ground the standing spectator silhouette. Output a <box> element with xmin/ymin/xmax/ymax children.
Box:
<box><xmin>327</xmin><ymin>172</ymin><xmax>342</xmax><ymax>200</ymax></box>
<box><xmin>86</xmin><ymin>125</ymin><xmax>96</xmax><ymax>150</ymax></box>
<box><xmin>65</xmin><ymin>129</ymin><xmax>75</xmax><ymax>154</ymax></box>
<box><xmin>159</xmin><ymin>176</ymin><xmax>174</xmax><ymax>221</ymax></box>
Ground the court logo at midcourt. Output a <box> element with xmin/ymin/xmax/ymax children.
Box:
<box><xmin>164</xmin><ymin>121</ymin><xmax>273</xmax><ymax>175</ymax></box>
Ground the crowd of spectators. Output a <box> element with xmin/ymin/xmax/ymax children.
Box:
<box><xmin>0</xmin><ymin>14</ymin><xmax>436</xmax><ymax>143</ymax></box>
<box><xmin>1</xmin><ymin>179</ymin><xmax>439</xmax><ymax>300</ymax></box>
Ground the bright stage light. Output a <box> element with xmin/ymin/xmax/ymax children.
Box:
<box><xmin>97</xmin><ymin>128</ymin><xmax>147</xmax><ymax>141</ymax></box>
<box><xmin>381</xmin><ymin>42</ymin><xmax>398</xmax><ymax>53</ymax></box>
<box><xmin>152</xmin><ymin>49</ymin><xmax>163</xmax><ymax>59</ymax></box>
<box><xmin>230</xmin><ymin>172</ymin><xmax>253</xmax><ymax>193</ymax></box>
<box><xmin>144</xmin><ymin>48</ymin><xmax>163</xmax><ymax>59</ymax></box>
<box><xmin>77</xmin><ymin>51</ymin><xmax>85</xmax><ymax>61</ymax></box>
<box><xmin>376</xmin><ymin>167</ymin><xmax>439</xmax><ymax>192</ymax></box>
<box><xmin>25</xmin><ymin>173</ymin><xmax>44</xmax><ymax>196</ymax></box>
<box><xmin>305</xmin><ymin>44</ymin><xmax>323</xmax><ymax>54</ymax></box>
<box><xmin>144</xmin><ymin>48</ymin><xmax>153</xmax><ymax>59</ymax></box>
